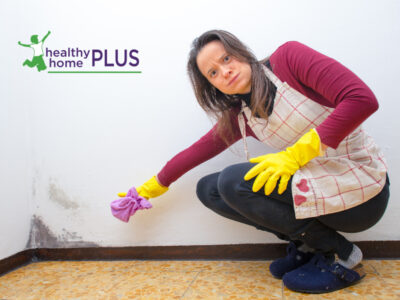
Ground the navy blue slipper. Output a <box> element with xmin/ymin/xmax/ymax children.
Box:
<box><xmin>282</xmin><ymin>253</ymin><xmax>366</xmax><ymax>294</ymax></box>
<box><xmin>269</xmin><ymin>242</ymin><xmax>314</xmax><ymax>279</ymax></box>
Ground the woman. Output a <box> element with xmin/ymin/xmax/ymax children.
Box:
<box><xmin>117</xmin><ymin>30</ymin><xmax>389</xmax><ymax>293</ymax></box>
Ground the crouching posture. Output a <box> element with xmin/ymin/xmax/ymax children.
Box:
<box><xmin>116</xmin><ymin>30</ymin><xmax>389</xmax><ymax>294</ymax></box>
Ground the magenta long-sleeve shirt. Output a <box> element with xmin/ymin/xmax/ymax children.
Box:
<box><xmin>157</xmin><ymin>41</ymin><xmax>379</xmax><ymax>187</ymax></box>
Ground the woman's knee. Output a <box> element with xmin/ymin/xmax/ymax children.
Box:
<box><xmin>196</xmin><ymin>172</ymin><xmax>219</xmax><ymax>208</ymax></box>
<box><xmin>217</xmin><ymin>163</ymin><xmax>253</xmax><ymax>200</ymax></box>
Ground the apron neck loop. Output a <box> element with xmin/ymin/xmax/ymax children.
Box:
<box><xmin>238</xmin><ymin>108</ymin><xmax>250</xmax><ymax>161</ymax></box>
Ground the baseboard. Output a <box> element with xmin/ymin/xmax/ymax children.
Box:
<box><xmin>1</xmin><ymin>241</ymin><xmax>399</xmax><ymax>276</ymax></box>
<box><xmin>0</xmin><ymin>249</ymin><xmax>36</xmax><ymax>277</ymax></box>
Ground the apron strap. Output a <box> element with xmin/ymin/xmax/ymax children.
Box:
<box><xmin>237</xmin><ymin>66</ymin><xmax>280</xmax><ymax>161</ymax></box>
<box><xmin>263</xmin><ymin>65</ymin><xmax>284</xmax><ymax>89</ymax></box>
<box><xmin>238</xmin><ymin>107</ymin><xmax>250</xmax><ymax>161</ymax></box>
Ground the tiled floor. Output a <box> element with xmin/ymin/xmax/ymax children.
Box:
<box><xmin>0</xmin><ymin>260</ymin><xmax>399</xmax><ymax>299</ymax></box>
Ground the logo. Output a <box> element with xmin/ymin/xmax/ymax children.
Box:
<box><xmin>18</xmin><ymin>31</ymin><xmax>141</xmax><ymax>74</ymax></box>
<box><xmin>18</xmin><ymin>31</ymin><xmax>51</xmax><ymax>72</ymax></box>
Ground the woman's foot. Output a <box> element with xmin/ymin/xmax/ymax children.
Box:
<box><xmin>282</xmin><ymin>253</ymin><xmax>366</xmax><ymax>294</ymax></box>
<box><xmin>269</xmin><ymin>241</ymin><xmax>314</xmax><ymax>279</ymax></box>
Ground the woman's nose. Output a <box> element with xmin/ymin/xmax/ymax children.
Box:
<box><xmin>221</xmin><ymin>66</ymin><xmax>232</xmax><ymax>78</ymax></box>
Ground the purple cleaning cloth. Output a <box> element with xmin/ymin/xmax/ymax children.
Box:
<box><xmin>110</xmin><ymin>186</ymin><xmax>152</xmax><ymax>222</ymax></box>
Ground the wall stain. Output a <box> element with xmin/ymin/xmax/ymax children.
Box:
<box><xmin>32</xmin><ymin>177</ymin><xmax>36</xmax><ymax>198</ymax></box>
<box><xmin>32</xmin><ymin>168</ymin><xmax>39</xmax><ymax>199</ymax></box>
<box><xmin>25</xmin><ymin>215</ymin><xmax>99</xmax><ymax>249</ymax></box>
<box><xmin>48</xmin><ymin>179</ymin><xmax>79</xmax><ymax>210</ymax></box>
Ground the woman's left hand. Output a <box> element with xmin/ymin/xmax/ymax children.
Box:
<box><xmin>244</xmin><ymin>128</ymin><xmax>323</xmax><ymax>195</ymax></box>
<box><xmin>244</xmin><ymin>151</ymin><xmax>299</xmax><ymax>195</ymax></box>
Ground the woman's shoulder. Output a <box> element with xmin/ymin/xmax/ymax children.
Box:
<box><xmin>270</xmin><ymin>41</ymin><xmax>322</xmax><ymax>74</ymax></box>
<box><xmin>271</xmin><ymin>41</ymin><xmax>312</xmax><ymax>60</ymax></box>
<box><xmin>276</xmin><ymin>40</ymin><xmax>304</xmax><ymax>50</ymax></box>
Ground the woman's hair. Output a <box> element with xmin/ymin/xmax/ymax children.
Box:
<box><xmin>187</xmin><ymin>29</ymin><xmax>276</xmax><ymax>145</ymax></box>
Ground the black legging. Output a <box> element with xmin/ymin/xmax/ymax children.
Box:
<box><xmin>196</xmin><ymin>162</ymin><xmax>390</xmax><ymax>260</ymax></box>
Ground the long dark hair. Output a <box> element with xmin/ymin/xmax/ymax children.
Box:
<box><xmin>187</xmin><ymin>29</ymin><xmax>276</xmax><ymax>145</ymax></box>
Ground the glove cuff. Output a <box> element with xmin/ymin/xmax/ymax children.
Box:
<box><xmin>311</xmin><ymin>128</ymin><xmax>325</xmax><ymax>156</ymax></box>
<box><xmin>138</xmin><ymin>176</ymin><xmax>169</xmax><ymax>199</ymax></box>
<box><xmin>287</xmin><ymin>128</ymin><xmax>322</xmax><ymax>167</ymax></box>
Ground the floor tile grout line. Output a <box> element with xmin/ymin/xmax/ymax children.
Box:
<box><xmin>371</xmin><ymin>264</ymin><xmax>381</xmax><ymax>276</ymax></box>
<box><xmin>180</xmin><ymin>270</ymin><xmax>203</xmax><ymax>299</ymax></box>
<box><xmin>281</xmin><ymin>281</ymin><xmax>285</xmax><ymax>300</ymax></box>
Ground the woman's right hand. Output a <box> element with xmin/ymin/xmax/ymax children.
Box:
<box><xmin>118</xmin><ymin>176</ymin><xmax>169</xmax><ymax>199</ymax></box>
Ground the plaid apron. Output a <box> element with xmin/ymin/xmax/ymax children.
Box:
<box><xmin>238</xmin><ymin>66</ymin><xmax>388</xmax><ymax>219</ymax></box>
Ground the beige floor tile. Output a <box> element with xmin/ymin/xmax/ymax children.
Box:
<box><xmin>1</xmin><ymin>259</ymin><xmax>400</xmax><ymax>299</ymax></box>
<box><xmin>182</xmin><ymin>267</ymin><xmax>282</xmax><ymax>299</ymax></box>
<box><xmin>366</xmin><ymin>259</ymin><xmax>400</xmax><ymax>276</ymax></box>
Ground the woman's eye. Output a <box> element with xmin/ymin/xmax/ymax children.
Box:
<box><xmin>210</xmin><ymin>70</ymin><xmax>217</xmax><ymax>77</ymax></box>
<box><xmin>224</xmin><ymin>55</ymin><xmax>230</xmax><ymax>62</ymax></box>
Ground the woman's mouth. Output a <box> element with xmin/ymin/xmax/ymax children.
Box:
<box><xmin>228</xmin><ymin>73</ymin><xmax>239</xmax><ymax>86</ymax></box>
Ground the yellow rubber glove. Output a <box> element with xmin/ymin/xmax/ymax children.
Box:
<box><xmin>117</xmin><ymin>176</ymin><xmax>169</xmax><ymax>199</ymax></box>
<box><xmin>244</xmin><ymin>128</ymin><xmax>323</xmax><ymax>195</ymax></box>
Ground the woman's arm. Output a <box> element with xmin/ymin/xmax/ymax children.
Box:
<box><xmin>272</xmin><ymin>41</ymin><xmax>379</xmax><ymax>149</ymax></box>
<box><xmin>157</xmin><ymin>107</ymin><xmax>254</xmax><ymax>187</ymax></box>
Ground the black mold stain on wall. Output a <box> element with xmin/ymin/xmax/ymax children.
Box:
<box><xmin>25</xmin><ymin>215</ymin><xmax>99</xmax><ymax>249</ymax></box>
<box><xmin>48</xmin><ymin>179</ymin><xmax>79</xmax><ymax>210</ymax></box>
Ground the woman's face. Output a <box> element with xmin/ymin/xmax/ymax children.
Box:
<box><xmin>196</xmin><ymin>40</ymin><xmax>252</xmax><ymax>95</ymax></box>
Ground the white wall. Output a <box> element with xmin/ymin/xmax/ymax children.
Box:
<box><xmin>1</xmin><ymin>0</ymin><xmax>399</xmax><ymax>258</ymax></box>
<box><xmin>0</xmin><ymin>0</ymin><xmax>33</xmax><ymax>258</ymax></box>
